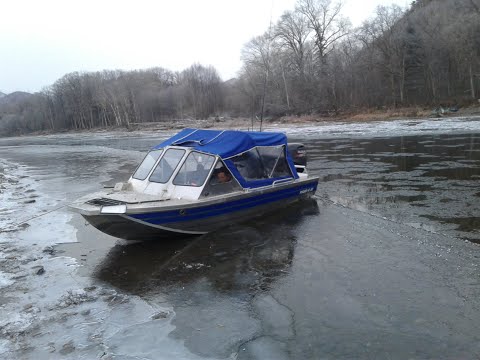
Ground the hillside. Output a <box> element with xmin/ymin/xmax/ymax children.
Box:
<box><xmin>0</xmin><ymin>91</ymin><xmax>32</xmax><ymax>108</ymax></box>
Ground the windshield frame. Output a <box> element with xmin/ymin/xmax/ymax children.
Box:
<box><xmin>172</xmin><ymin>150</ymin><xmax>216</xmax><ymax>187</ymax></box>
<box><xmin>148</xmin><ymin>148</ymin><xmax>186</xmax><ymax>184</ymax></box>
<box><xmin>131</xmin><ymin>149</ymin><xmax>164</xmax><ymax>181</ymax></box>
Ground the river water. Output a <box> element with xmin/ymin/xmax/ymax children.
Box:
<box><xmin>0</xmin><ymin>117</ymin><xmax>479</xmax><ymax>359</ymax></box>
<box><xmin>302</xmin><ymin>132</ymin><xmax>480</xmax><ymax>243</ymax></box>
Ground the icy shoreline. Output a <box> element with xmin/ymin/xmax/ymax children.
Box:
<box><xmin>1</xmin><ymin>116</ymin><xmax>480</xmax><ymax>147</ymax></box>
<box><xmin>0</xmin><ymin>159</ymin><xmax>204</xmax><ymax>359</ymax></box>
<box><xmin>270</xmin><ymin>116</ymin><xmax>480</xmax><ymax>138</ymax></box>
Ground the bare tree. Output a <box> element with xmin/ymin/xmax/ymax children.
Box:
<box><xmin>181</xmin><ymin>64</ymin><xmax>223</xmax><ymax>120</ymax></box>
<box><xmin>358</xmin><ymin>5</ymin><xmax>406</xmax><ymax>107</ymax></box>
<box><xmin>241</xmin><ymin>33</ymin><xmax>275</xmax><ymax>128</ymax></box>
<box><xmin>296</xmin><ymin>0</ymin><xmax>350</xmax><ymax>65</ymax></box>
<box><xmin>275</xmin><ymin>10</ymin><xmax>311</xmax><ymax>77</ymax></box>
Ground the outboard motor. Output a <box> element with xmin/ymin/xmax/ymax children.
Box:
<box><xmin>288</xmin><ymin>143</ymin><xmax>307</xmax><ymax>173</ymax></box>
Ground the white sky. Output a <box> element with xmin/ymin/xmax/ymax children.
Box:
<box><xmin>0</xmin><ymin>0</ymin><xmax>407</xmax><ymax>94</ymax></box>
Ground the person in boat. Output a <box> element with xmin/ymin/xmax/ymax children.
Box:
<box><xmin>216</xmin><ymin>168</ymin><xmax>232</xmax><ymax>183</ymax></box>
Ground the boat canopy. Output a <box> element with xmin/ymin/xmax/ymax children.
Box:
<box><xmin>154</xmin><ymin>128</ymin><xmax>299</xmax><ymax>189</ymax></box>
<box><xmin>155</xmin><ymin>128</ymin><xmax>286</xmax><ymax>158</ymax></box>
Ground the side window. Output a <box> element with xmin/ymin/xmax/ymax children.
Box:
<box><xmin>209</xmin><ymin>163</ymin><xmax>233</xmax><ymax>185</ymax></box>
<box><xmin>132</xmin><ymin>149</ymin><xmax>163</xmax><ymax>180</ymax></box>
<box><xmin>149</xmin><ymin>148</ymin><xmax>185</xmax><ymax>183</ymax></box>
<box><xmin>230</xmin><ymin>146</ymin><xmax>293</xmax><ymax>180</ymax></box>
<box><xmin>173</xmin><ymin>152</ymin><xmax>215</xmax><ymax>187</ymax></box>
<box><xmin>256</xmin><ymin>146</ymin><xmax>283</xmax><ymax>176</ymax></box>
<box><xmin>231</xmin><ymin>149</ymin><xmax>268</xmax><ymax>180</ymax></box>
<box><xmin>201</xmin><ymin>161</ymin><xmax>241</xmax><ymax>197</ymax></box>
<box><xmin>258</xmin><ymin>146</ymin><xmax>292</xmax><ymax>178</ymax></box>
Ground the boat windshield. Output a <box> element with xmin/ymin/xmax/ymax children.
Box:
<box><xmin>149</xmin><ymin>148</ymin><xmax>185</xmax><ymax>183</ymax></box>
<box><xmin>173</xmin><ymin>151</ymin><xmax>215</xmax><ymax>187</ymax></box>
<box><xmin>132</xmin><ymin>149</ymin><xmax>164</xmax><ymax>180</ymax></box>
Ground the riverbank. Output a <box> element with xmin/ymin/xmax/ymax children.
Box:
<box><xmin>275</xmin><ymin>104</ymin><xmax>480</xmax><ymax>124</ymax></box>
<box><xmin>68</xmin><ymin>104</ymin><xmax>480</xmax><ymax>131</ymax></box>
<box><xmin>3</xmin><ymin>104</ymin><xmax>480</xmax><ymax>139</ymax></box>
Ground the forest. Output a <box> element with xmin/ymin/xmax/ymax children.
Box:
<box><xmin>0</xmin><ymin>0</ymin><xmax>479</xmax><ymax>136</ymax></box>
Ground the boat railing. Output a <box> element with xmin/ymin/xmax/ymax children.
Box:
<box><xmin>272</xmin><ymin>178</ymin><xmax>295</xmax><ymax>186</ymax></box>
<box><xmin>243</xmin><ymin>177</ymin><xmax>295</xmax><ymax>192</ymax></box>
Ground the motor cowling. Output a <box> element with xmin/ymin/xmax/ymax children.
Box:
<box><xmin>288</xmin><ymin>143</ymin><xmax>307</xmax><ymax>166</ymax></box>
<box><xmin>288</xmin><ymin>143</ymin><xmax>308</xmax><ymax>173</ymax></box>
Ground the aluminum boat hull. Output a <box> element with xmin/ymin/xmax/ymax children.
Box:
<box><xmin>78</xmin><ymin>177</ymin><xmax>319</xmax><ymax>240</ymax></box>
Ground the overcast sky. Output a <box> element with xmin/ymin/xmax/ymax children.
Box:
<box><xmin>0</xmin><ymin>0</ymin><xmax>407</xmax><ymax>94</ymax></box>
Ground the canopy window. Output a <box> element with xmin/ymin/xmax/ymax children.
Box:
<box><xmin>201</xmin><ymin>160</ymin><xmax>241</xmax><ymax>197</ymax></box>
<box><xmin>230</xmin><ymin>146</ymin><xmax>293</xmax><ymax>181</ymax></box>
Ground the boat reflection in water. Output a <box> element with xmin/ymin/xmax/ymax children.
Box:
<box><xmin>94</xmin><ymin>198</ymin><xmax>319</xmax><ymax>296</ymax></box>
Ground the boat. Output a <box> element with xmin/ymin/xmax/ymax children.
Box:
<box><xmin>69</xmin><ymin>128</ymin><xmax>319</xmax><ymax>240</ymax></box>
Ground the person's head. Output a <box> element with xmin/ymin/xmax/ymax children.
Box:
<box><xmin>216</xmin><ymin>169</ymin><xmax>231</xmax><ymax>183</ymax></box>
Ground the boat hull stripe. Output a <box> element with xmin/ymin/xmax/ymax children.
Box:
<box><xmin>126</xmin><ymin>182</ymin><xmax>317</xmax><ymax>225</ymax></box>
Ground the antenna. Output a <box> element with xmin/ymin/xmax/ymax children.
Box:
<box><xmin>260</xmin><ymin>0</ymin><xmax>274</xmax><ymax>132</ymax></box>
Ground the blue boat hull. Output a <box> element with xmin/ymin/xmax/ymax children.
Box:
<box><xmin>83</xmin><ymin>178</ymin><xmax>318</xmax><ymax>240</ymax></box>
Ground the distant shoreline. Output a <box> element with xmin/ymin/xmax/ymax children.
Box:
<box><xmin>2</xmin><ymin>105</ymin><xmax>480</xmax><ymax>138</ymax></box>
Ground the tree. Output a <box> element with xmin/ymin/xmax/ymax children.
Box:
<box><xmin>358</xmin><ymin>5</ymin><xmax>406</xmax><ymax>107</ymax></box>
<box><xmin>296</xmin><ymin>0</ymin><xmax>349</xmax><ymax>65</ymax></box>
<box><xmin>180</xmin><ymin>64</ymin><xmax>223</xmax><ymax>120</ymax></box>
<box><xmin>241</xmin><ymin>33</ymin><xmax>274</xmax><ymax>127</ymax></box>
<box><xmin>275</xmin><ymin>10</ymin><xmax>311</xmax><ymax>77</ymax></box>
<box><xmin>296</xmin><ymin>0</ymin><xmax>350</xmax><ymax>107</ymax></box>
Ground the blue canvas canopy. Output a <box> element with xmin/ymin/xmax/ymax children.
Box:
<box><xmin>155</xmin><ymin>128</ymin><xmax>286</xmax><ymax>158</ymax></box>
<box><xmin>154</xmin><ymin>128</ymin><xmax>299</xmax><ymax>188</ymax></box>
